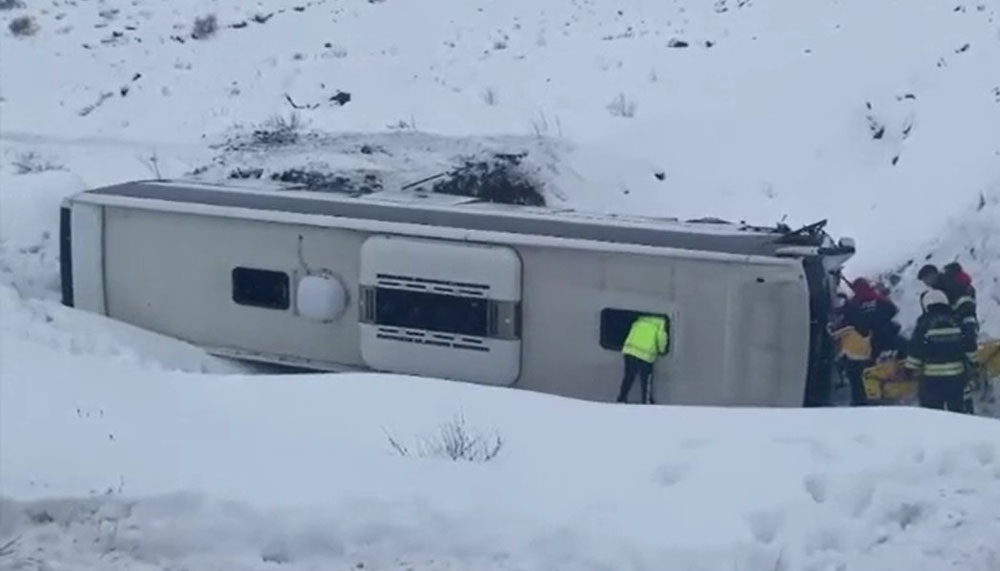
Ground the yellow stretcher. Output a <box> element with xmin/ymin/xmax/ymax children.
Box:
<box><xmin>832</xmin><ymin>326</ymin><xmax>1000</xmax><ymax>405</ymax></box>
<box><xmin>861</xmin><ymin>338</ymin><xmax>1000</xmax><ymax>404</ymax></box>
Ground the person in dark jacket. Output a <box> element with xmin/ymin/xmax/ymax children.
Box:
<box><xmin>943</xmin><ymin>262</ymin><xmax>979</xmax><ymax>339</ymax></box>
<box><xmin>843</xmin><ymin>278</ymin><xmax>900</xmax><ymax>360</ymax></box>
<box><xmin>943</xmin><ymin>263</ymin><xmax>981</xmax><ymax>412</ymax></box>
<box><xmin>840</xmin><ymin>278</ymin><xmax>899</xmax><ymax>405</ymax></box>
<box><xmin>905</xmin><ymin>289</ymin><xmax>977</xmax><ymax>413</ymax></box>
<box><xmin>917</xmin><ymin>264</ymin><xmax>941</xmax><ymax>289</ymax></box>
<box><xmin>919</xmin><ymin>263</ymin><xmax>979</xmax><ymax>336</ymax></box>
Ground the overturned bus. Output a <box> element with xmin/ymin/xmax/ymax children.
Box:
<box><xmin>59</xmin><ymin>179</ymin><xmax>856</xmax><ymax>407</ymax></box>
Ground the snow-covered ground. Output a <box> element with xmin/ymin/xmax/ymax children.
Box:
<box><xmin>3</xmin><ymin>332</ymin><xmax>1000</xmax><ymax>570</ymax></box>
<box><xmin>2</xmin><ymin>0</ymin><xmax>1000</xmax><ymax>568</ymax></box>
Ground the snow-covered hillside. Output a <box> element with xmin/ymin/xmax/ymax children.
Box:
<box><xmin>3</xmin><ymin>0</ymin><xmax>999</xmax><ymax>266</ymax></box>
<box><xmin>2</xmin><ymin>0</ymin><xmax>1000</xmax><ymax>568</ymax></box>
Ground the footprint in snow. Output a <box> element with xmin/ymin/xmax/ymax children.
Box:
<box><xmin>653</xmin><ymin>463</ymin><xmax>688</xmax><ymax>487</ymax></box>
<box><xmin>772</xmin><ymin>436</ymin><xmax>837</xmax><ymax>461</ymax></box>
<box><xmin>936</xmin><ymin>449</ymin><xmax>960</xmax><ymax>476</ymax></box>
<box><xmin>846</xmin><ymin>481</ymin><xmax>875</xmax><ymax>518</ymax></box>
<box><xmin>884</xmin><ymin>501</ymin><xmax>926</xmax><ymax>531</ymax></box>
<box><xmin>678</xmin><ymin>437</ymin><xmax>709</xmax><ymax>450</ymax></box>
<box><xmin>972</xmin><ymin>442</ymin><xmax>996</xmax><ymax>466</ymax></box>
<box><xmin>745</xmin><ymin>508</ymin><xmax>784</xmax><ymax>545</ymax></box>
<box><xmin>852</xmin><ymin>434</ymin><xmax>875</xmax><ymax>447</ymax></box>
<box><xmin>803</xmin><ymin>474</ymin><xmax>828</xmax><ymax>504</ymax></box>
<box><xmin>805</xmin><ymin>525</ymin><xmax>845</xmax><ymax>555</ymax></box>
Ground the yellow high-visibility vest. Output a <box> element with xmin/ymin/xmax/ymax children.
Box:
<box><xmin>832</xmin><ymin>326</ymin><xmax>871</xmax><ymax>361</ymax></box>
<box><xmin>622</xmin><ymin>316</ymin><xmax>668</xmax><ymax>363</ymax></box>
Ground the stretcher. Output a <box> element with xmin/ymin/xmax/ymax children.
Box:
<box><xmin>860</xmin><ymin>338</ymin><xmax>1000</xmax><ymax>405</ymax></box>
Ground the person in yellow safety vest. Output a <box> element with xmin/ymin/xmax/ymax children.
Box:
<box><xmin>616</xmin><ymin>315</ymin><xmax>669</xmax><ymax>404</ymax></box>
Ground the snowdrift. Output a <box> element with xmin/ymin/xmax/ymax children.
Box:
<box><xmin>2</xmin><ymin>333</ymin><xmax>1000</xmax><ymax>570</ymax></box>
<box><xmin>0</xmin><ymin>170</ymin><xmax>253</xmax><ymax>373</ymax></box>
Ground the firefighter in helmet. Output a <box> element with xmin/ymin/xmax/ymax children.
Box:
<box><xmin>904</xmin><ymin>289</ymin><xmax>977</xmax><ymax>413</ymax></box>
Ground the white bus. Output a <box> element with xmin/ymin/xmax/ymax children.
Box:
<box><xmin>60</xmin><ymin>179</ymin><xmax>855</xmax><ymax>407</ymax></box>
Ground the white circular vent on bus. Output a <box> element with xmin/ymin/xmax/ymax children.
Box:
<box><xmin>296</xmin><ymin>274</ymin><xmax>348</xmax><ymax>322</ymax></box>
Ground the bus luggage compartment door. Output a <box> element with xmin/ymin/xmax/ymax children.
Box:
<box><xmin>358</xmin><ymin>235</ymin><xmax>522</xmax><ymax>386</ymax></box>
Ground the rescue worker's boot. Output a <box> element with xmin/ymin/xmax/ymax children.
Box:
<box><xmin>845</xmin><ymin>361</ymin><xmax>868</xmax><ymax>406</ymax></box>
<box><xmin>963</xmin><ymin>382</ymin><xmax>976</xmax><ymax>414</ymax></box>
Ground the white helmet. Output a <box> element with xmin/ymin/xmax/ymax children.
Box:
<box><xmin>920</xmin><ymin>288</ymin><xmax>949</xmax><ymax>311</ymax></box>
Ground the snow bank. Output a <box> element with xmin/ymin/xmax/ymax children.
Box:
<box><xmin>0</xmin><ymin>163</ymin><xmax>254</xmax><ymax>374</ymax></box>
<box><xmin>0</xmin><ymin>287</ymin><xmax>251</xmax><ymax>374</ymax></box>
<box><xmin>2</xmin><ymin>334</ymin><xmax>1000</xmax><ymax>570</ymax></box>
<box><xmin>0</xmin><ymin>169</ymin><xmax>84</xmax><ymax>301</ymax></box>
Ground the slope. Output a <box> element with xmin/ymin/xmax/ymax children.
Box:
<box><xmin>2</xmin><ymin>0</ymin><xmax>998</xmax><ymax>273</ymax></box>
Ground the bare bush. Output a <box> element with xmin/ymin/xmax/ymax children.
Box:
<box><xmin>137</xmin><ymin>151</ymin><xmax>163</xmax><ymax>180</ymax></box>
<box><xmin>385</xmin><ymin>413</ymin><xmax>503</xmax><ymax>463</ymax></box>
<box><xmin>11</xmin><ymin>151</ymin><xmax>64</xmax><ymax>174</ymax></box>
<box><xmin>386</xmin><ymin>115</ymin><xmax>418</xmax><ymax>131</ymax></box>
<box><xmin>0</xmin><ymin>536</ymin><xmax>20</xmax><ymax>557</ymax></box>
<box><xmin>529</xmin><ymin>111</ymin><xmax>562</xmax><ymax>138</ymax></box>
<box><xmin>191</xmin><ymin>14</ymin><xmax>217</xmax><ymax>40</ymax></box>
<box><xmin>252</xmin><ymin>112</ymin><xmax>303</xmax><ymax>145</ymax></box>
<box><xmin>607</xmin><ymin>92</ymin><xmax>637</xmax><ymax>118</ymax></box>
<box><xmin>481</xmin><ymin>87</ymin><xmax>498</xmax><ymax>106</ymax></box>
<box><xmin>0</xmin><ymin>0</ymin><xmax>26</xmax><ymax>11</ymax></box>
<box><xmin>9</xmin><ymin>15</ymin><xmax>37</xmax><ymax>36</ymax></box>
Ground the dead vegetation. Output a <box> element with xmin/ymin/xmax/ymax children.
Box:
<box><xmin>384</xmin><ymin>413</ymin><xmax>504</xmax><ymax>463</ymax></box>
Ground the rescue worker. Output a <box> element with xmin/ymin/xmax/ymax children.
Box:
<box><xmin>942</xmin><ymin>262</ymin><xmax>979</xmax><ymax>339</ymax></box>
<box><xmin>843</xmin><ymin>278</ymin><xmax>900</xmax><ymax>360</ymax></box>
<box><xmin>616</xmin><ymin>314</ymin><xmax>668</xmax><ymax>404</ymax></box>
<box><xmin>918</xmin><ymin>263</ymin><xmax>978</xmax><ymax>337</ymax></box>
<box><xmin>831</xmin><ymin>319</ymin><xmax>872</xmax><ymax>400</ymax></box>
<box><xmin>918</xmin><ymin>263</ymin><xmax>980</xmax><ymax>410</ymax></box>
<box><xmin>904</xmin><ymin>289</ymin><xmax>977</xmax><ymax>413</ymax></box>
<box><xmin>917</xmin><ymin>263</ymin><xmax>941</xmax><ymax>289</ymax></box>
<box><xmin>943</xmin><ymin>262</ymin><xmax>981</xmax><ymax>412</ymax></box>
<box><xmin>841</xmin><ymin>278</ymin><xmax>900</xmax><ymax>405</ymax></box>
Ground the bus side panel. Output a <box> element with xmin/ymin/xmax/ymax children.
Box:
<box><xmin>513</xmin><ymin>245</ymin><xmax>810</xmax><ymax>406</ymax></box>
<box><xmin>723</xmin><ymin>274</ymin><xmax>811</xmax><ymax>406</ymax></box>
<box><xmin>69</xmin><ymin>202</ymin><xmax>106</xmax><ymax>314</ymax></box>
<box><xmin>101</xmin><ymin>206</ymin><xmax>366</xmax><ymax>366</ymax></box>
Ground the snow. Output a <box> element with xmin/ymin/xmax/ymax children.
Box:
<box><xmin>3</xmin><ymin>333</ymin><xmax>1000</xmax><ymax>570</ymax></box>
<box><xmin>2</xmin><ymin>0</ymin><xmax>1000</xmax><ymax>568</ymax></box>
<box><xmin>3</xmin><ymin>0</ymin><xmax>999</xmax><ymax>272</ymax></box>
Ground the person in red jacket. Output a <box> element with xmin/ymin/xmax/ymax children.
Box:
<box><xmin>841</xmin><ymin>278</ymin><xmax>900</xmax><ymax>405</ymax></box>
<box><xmin>844</xmin><ymin>279</ymin><xmax>900</xmax><ymax>356</ymax></box>
<box><xmin>946</xmin><ymin>263</ymin><xmax>973</xmax><ymax>288</ymax></box>
<box><xmin>943</xmin><ymin>262</ymin><xmax>978</xmax><ymax>334</ymax></box>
